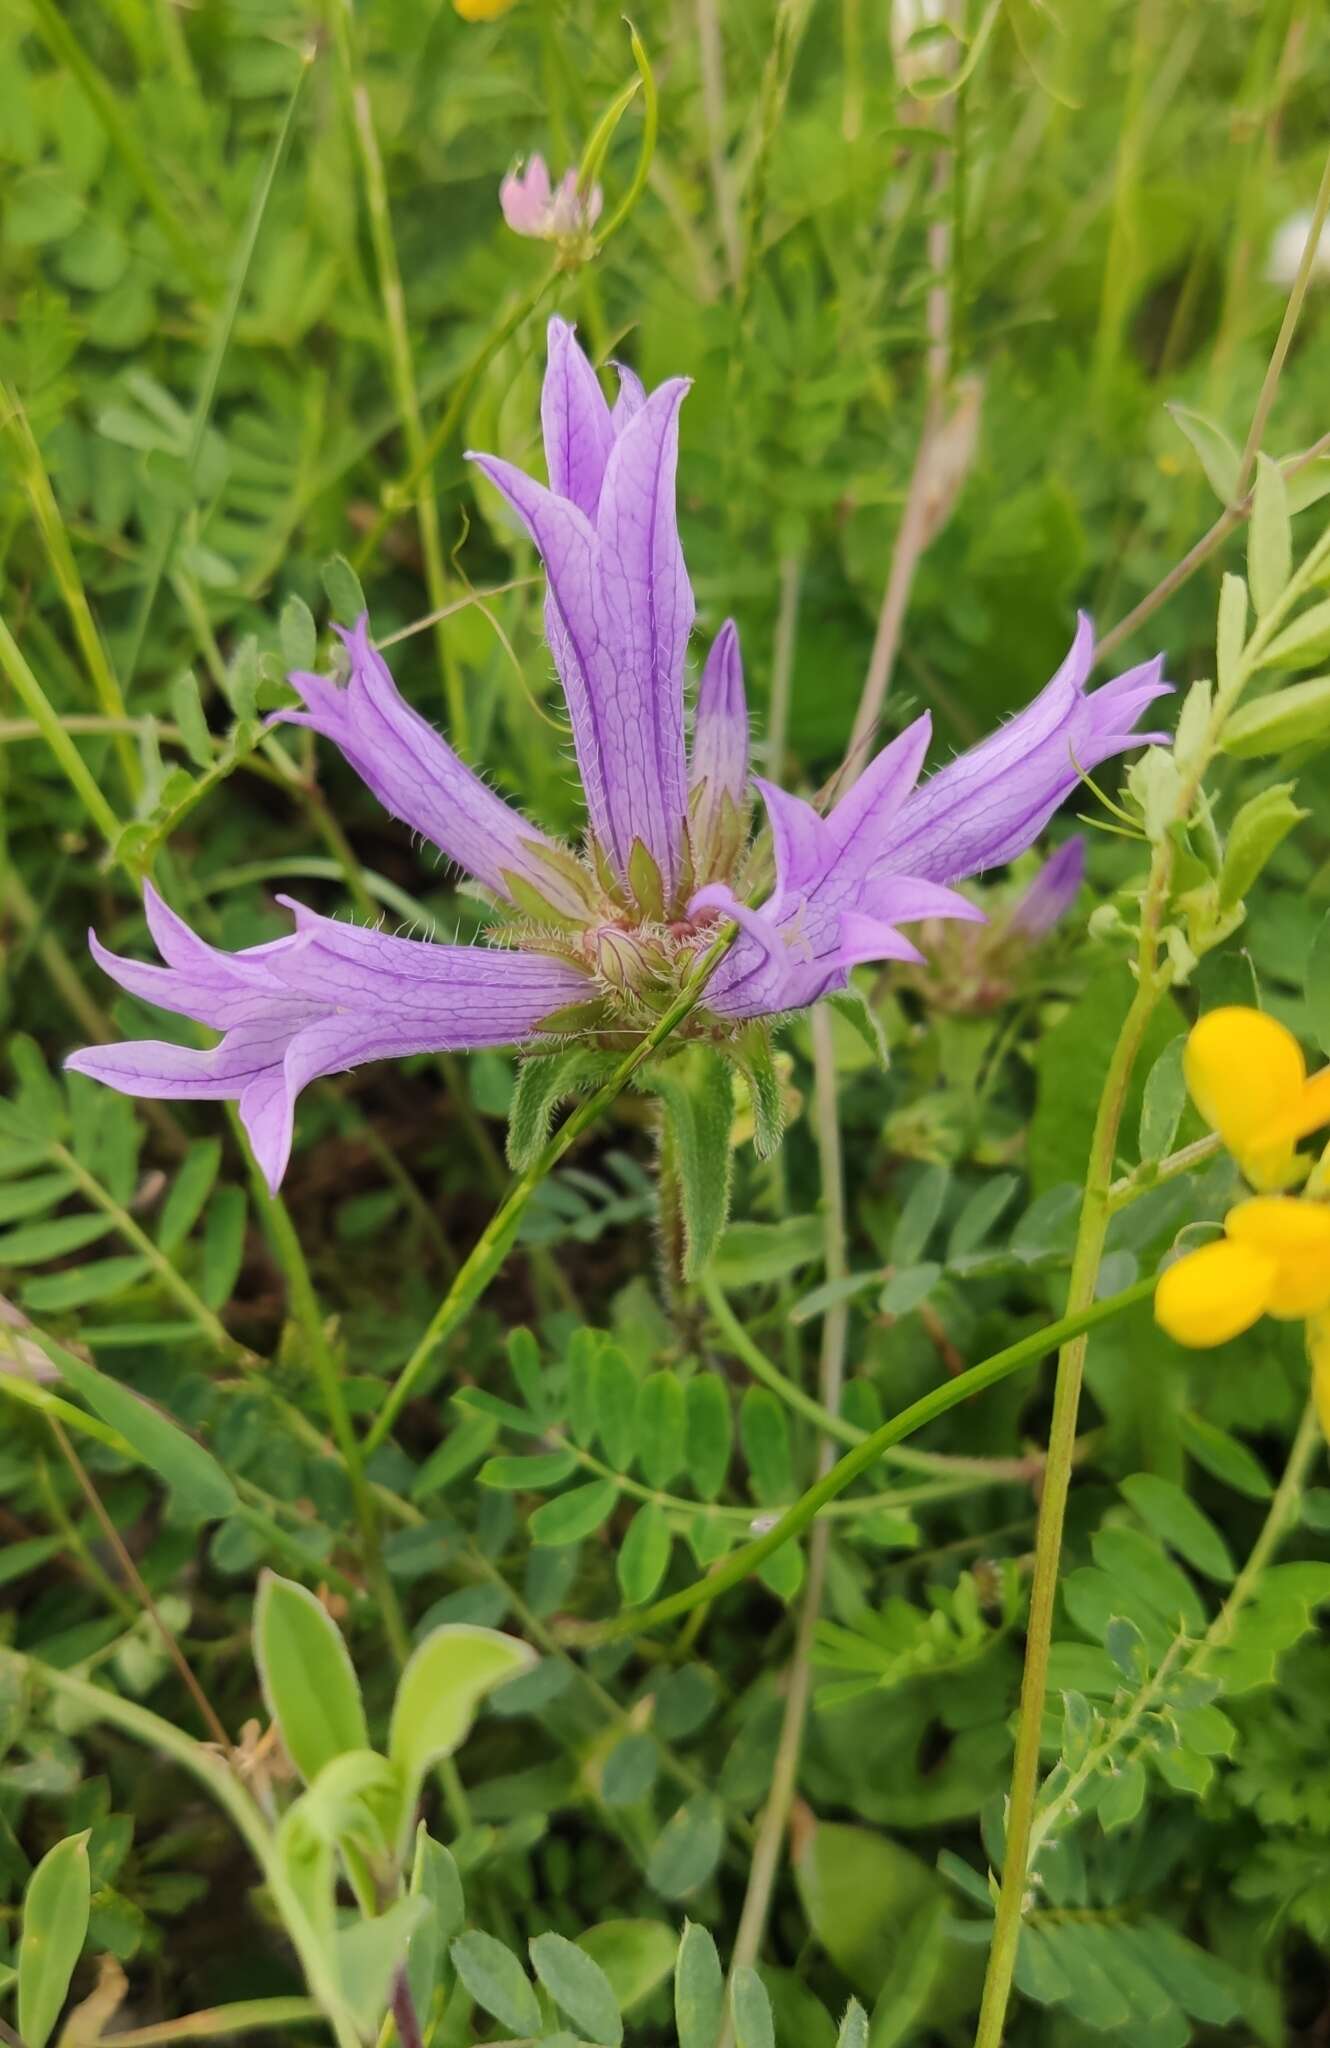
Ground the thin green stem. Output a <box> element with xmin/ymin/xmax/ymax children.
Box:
<box><xmin>581</xmin><ymin>1274</ymin><xmax>1157</xmax><ymax>1645</ymax></box>
<box><xmin>365</xmin><ymin>923</ymin><xmax>739</xmax><ymax>1452</ymax></box>
<box><xmin>0</xmin><ymin>618</ymin><xmax>123</xmax><ymax>845</ymax></box>
<box><xmin>973</xmin><ymin>970</ymin><xmax>1164</xmax><ymax>2048</ymax></box>
<box><xmin>0</xmin><ymin>384</ymin><xmax>139</xmax><ymax>797</ymax></box>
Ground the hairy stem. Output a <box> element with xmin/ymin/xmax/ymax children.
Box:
<box><xmin>365</xmin><ymin>923</ymin><xmax>739</xmax><ymax>1452</ymax></box>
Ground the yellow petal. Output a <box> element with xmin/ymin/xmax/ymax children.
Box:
<box><xmin>1184</xmin><ymin>1008</ymin><xmax>1305</xmax><ymax>1182</ymax></box>
<box><xmin>1154</xmin><ymin>1238</ymin><xmax>1278</xmax><ymax>1348</ymax></box>
<box><xmin>1226</xmin><ymin>1197</ymin><xmax>1330</xmax><ymax>1317</ymax></box>
<box><xmin>454</xmin><ymin>0</ymin><xmax>519</xmax><ymax>17</ymax></box>
<box><xmin>1309</xmin><ymin>1313</ymin><xmax>1330</xmax><ymax>1445</ymax></box>
<box><xmin>1248</xmin><ymin>1065</ymin><xmax>1330</xmax><ymax>1156</ymax></box>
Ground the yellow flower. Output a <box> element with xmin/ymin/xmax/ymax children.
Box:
<box><xmin>1154</xmin><ymin>1006</ymin><xmax>1330</xmax><ymax>1434</ymax></box>
<box><xmin>454</xmin><ymin>0</ymin><xmax>519</xmax><ymax>19</ymax></box>
<box><xmin>1156</xmin><ymin>1198</ymin><xmax>1330</xmax><ymax>1348</ymax></box>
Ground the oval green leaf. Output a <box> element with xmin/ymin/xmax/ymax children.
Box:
<box><xmin>530</xmin><ymin>1930</ymin><xmax>623</xmax><ymax>2046</ymax></box>
<box><xmin>254</xmin><ymin>1572</ymin><xmax>368</xmax><ymax>1786</ymax></box>
<box><xmin>19</xmin><ymin>1830</ymin><xmax>90</xmax><ymax>2048</ymax></box>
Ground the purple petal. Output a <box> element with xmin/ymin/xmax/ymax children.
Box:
<box><xmin>541</xmin><ymin>318</ymin><xmax>614</xmax><ymax>520</ymax></box>
<box><xmin>592</xmin><ymin>378</ymin><xmax>693</xmax><ymax>890</ymax></box>
<box><xmin>470</xmin><ymin>377</ymin><xmax>695</xmax><ymax>893</ymax></box>
<box><xmin>691</xmin><ymin>620</ymin><xmax>749</xmax><ymax>811</ymax></box>
<box><xmin>859</xmin><ymin>875</ymin><xmax>987</xmax><ymax>926</ymax></box>
<box><xmin>611</xmin><ymin>363</ymin><xmax>646</xmax><ymax>435</ymax></box>
<box><xmin>832</xmin><ymin>913</ymin><xmax>926</xmax><ymax>969</ymax></box>
<box><xmin>750</xmin><ymin>777</ymin><xmax>835</xmax><ymax>900</ymax></box>
<box><xmin>870</xmin><ymin>615</ymin><xmax>1172</xmax><ymax>884</ymax></box>
<box><xmin>500</xmin><ymin>157</ymin><xmax>552</xmax><ymax>236</ymax></box>
<box><xmin>826</xmin><ymin>714</ymin><xmax>932</xmax><ymax>875</ymax></box>
<box><xmin>280</xmin><ymin>619</ymin><xmax>577</xmax><ymax>913</ymax></box>
<box><xmin>70</xmin><ymin>896</ymin><xmax>591</xmax><ymax>1190</ymax></box>
<box><xmin>1010</xmin><ymin>838</ymin><xmax>1086</xmax><ymax>938</ymax></box>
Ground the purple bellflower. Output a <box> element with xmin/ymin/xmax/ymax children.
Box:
<box><xmin>69</xmin><ymin>319</ymin><xmax>1170</xmax><ymax>1190</ymax></box>
<box><xmin>1008</xmin><ymin>837</ymin><xmax>1087</xmax><ymax>939</ymax></box>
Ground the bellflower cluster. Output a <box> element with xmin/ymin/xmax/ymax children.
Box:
<box><xmin>69</xmin><ymin>319</ymin><xmax>1171</xmax><ymax>1191</ymax></box>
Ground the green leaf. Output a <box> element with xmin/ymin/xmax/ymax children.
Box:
<box><xmin>1166</xmin><ymin>403</ymin><xmax>1240</xmax><ymax>502</ymax></box>
<box><xmin>740</xmin><ymin>1387</ymin><xmax>793</xmax><ymax>1505</ymax></box>
<box><xmin>1137</xmin><ymin>1035</ymin><xmax>1187</xmax><ymax>1161</ymax></box>
<box><xmin>577</xmin><ymin>1922</ymin><xmax>675</xmax><ymax>2014</ymax></box>
<box><xmin>1121</xmin><ymin>1473</ymin><xmax>1235</xmax><ymax>1580</ymax></box>
<box><xmin>792</xmin><ymin>1820</ymin><xmax>942</xmax><ymax>2004</ymax></box>
<box><xmin>413</xmin><ymin>1409</ymin><xmax>498</xmax><ymax>1497</ymax></box>
<box><xmin>335</xmin><ymin>1898</ymin><xmax>427</xmax><ymax>2036</ymax></box>
<box><xmin>730</xmin><ymin>1966</ymin><xmax>775</xmax><ymax>2048</ymax></box>
<box><xmin>617</xmin><ymin>1504</ymin><xmax>672</xmax><ymax>1606</ymax></box>
<box><xmin>0</xmin><ymin>1212</ymin><xmax>116</xmax><ymax>1264</ymax></box>
<box><xmin>1097</xmin><ymin>1758</ymin><xmax>1147</xmax><ymax>1832</ymax></box>
<box><xmin>835</xmin><ymin>2000</ymin><xmax>870</xmax><ymax>2048</ymax></box>
<box><xmin>23</xmin><ymin>1255</ymin><xmax>153</xmax><ymax>1312</ymax></box>
<box><xmin>168</xmin><ymin>671</ymin><xmax>214</xmax><ymax>769</ymax></box>
<box><xmin>405</xmin><ymin>1825</ymin><xmax>465</xmax><ymax>2024</ymax></box>
<box><xmin>675</xmin><ymin>1921</ymin><xmax>724</xmax><ymax>2048</ymax></box>
<box><xmin>52</xmin><ymin>1350</ymin><xmax>237</xmax><ymax>1522</ymax></box>
<box><xmin>530</xmin><ymin>1479</ymin><xmax>618</xmax><ymax>1546</ymax></box>
<box><xmin>253</xmin><ymin>1572</ymin><xmax>368</xmax><ymax>1787</ymax></box>
<box><xmin>1223</xmin><ymin>675</ymin><xmax>1330</xmax><ymax>757</ymax></box>
<box><xmin>729</xmin><ymin>1024</ymin><xmax>786</xmax><ymax>1158</ymax></box>
<box><xmin>280</xmin><ymin>592</ymin><xmax>318</xmax><ymax>671</ymax></box>
<box><xmin>878</xmin><ymin>1263</ymin><xmax>941</xmax><ymax>1316</ymax></box>
<box><xmin>593</xmin><ymin>1344</ymin><xmax>638</xmax><ymax>1470</ymax></box>
<box><xmin>0</xmin><ymin>1172</ymin><xmax>75</xmax><ymax>1225</ymax></box>
<box><xmin>451</xmin><ymin>1930</ymin><xmax>542</xmax><ymax>2038</ymax></box>
<box><xmin>507</xmin><ymin>1050</ymin><xmax>598</xmax><ymax>1170</ymax></box>
<box><xmin>946</xmin><ymin>1175</ymin><xmax>1019</xmax><ymax>1261</ymax></box>
<box><xmin>530</xmin><ymin>1931</ymin><xmax>623</xmax><ymax>2046</ymax></box>
<box><xmin>479</xmin><ymin>1451</ymin><xmax>579</xmax><ymax>1491</ymax></box>
<box><xmin>157</xmin><ymin>1139</ymin><xmax>223</xmax><ymax>1253</ymax></box>
<box><xmin>636</xmin><ymin>1370</ymin><xmax>686</xmax><ymax>1487</ymax></box>
<box><xmin>1177</xmin><ymin>1412</ymin><xmax>1271</xmax><ymax>1499</ymax></box>
<box><xmin>891</xmin><ymin>1163</ymin><xmax>949</xmax><ymax>1265</ymax></box>
<box><xmin>647</xmin><ymin>1794</ymin><xmax>724</xmax><ymax>1899</ymax></box>
<box><xmin>19</xmin><ymin>1830</ymin><xmax>90</xmax><ymax>2048</ymax></box>
<box><xmin>1255</xmin><ymin>597</ymin><xmax>1330</xmax><ymax>672</ymax></box>
<box><xmin>685</xmin><ymin>1373</ymin><xmax>732</xmax><ymax>1500</ymax></box>
<box><xmin>200</xmin><ymin>1185</ymin><xmax>247</xmax><ymax>1309</ymax></box>
<box><xmin>320</xmin><ymin>553</ymin><xmax>366</xmax><ymax>625</ymax></box>
<box><xmin>649</xmin><ymin>1054</ymin><xmax>735</xmax><ymax>1279</ymax></box>
<box><xmin>825</xmin><ymin>986</ymin><xmax>890</xmax><ymax>1067</ymax></box>
<box><xmin>1249</xmin><ymin>452</ymin><xmax>1292</xmax><ymax>615</ymax></box>
<box><xmin>1218</xmin><ymin>783</ymin><xmax>1306</xmax><ymax>910</ymax></box>
<box><xmin>1216</xmin><ymin>573</ymin><xmax>1247</xmax><ymax>702</ymax></box>
<box><xmin>389</xmin><ymin>1626</ymin><xmax>535</xmax><ymax>1845</ymax></box>
<box><xmin>714</xmin><ymin>1215</ymin><xmax>823</xmax><ymax>1286</ymax></box>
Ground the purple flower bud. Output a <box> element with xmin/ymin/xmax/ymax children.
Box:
<box><xmin>500</xmin><ymin>156</ymin><xmax>603</xmax><ymax>243</ymax></box>
<box><xmin>1009</xmin><ymin>838</ymin><xmax>1086</xmax><ymax>939</ymax></box>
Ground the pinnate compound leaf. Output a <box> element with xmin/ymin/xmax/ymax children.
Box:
<box><xmin>254</xmin><ymin>1572</ymin><xmax>367</xmax><ymax>1786</ymax></box>
<box><xmin>530</xmin><ymin>1931</ymin><xmax>623</xmax><ymax>2046</ymax></box>
<box><xmin>19</xmin><ymin>1830</ymin><xmax>90</xmax><ymax>2048</ymax></box>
